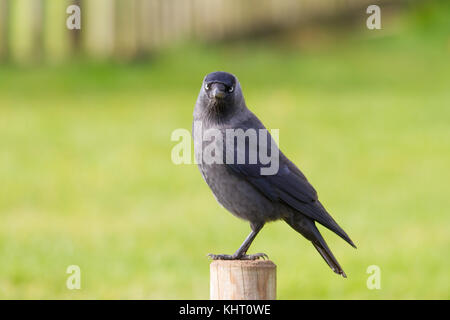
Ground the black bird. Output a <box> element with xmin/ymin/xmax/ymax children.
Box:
<box><xmin>192</xmin><ymin>71</ymin><xmax>356</xmax><ymax>277</ymax></box>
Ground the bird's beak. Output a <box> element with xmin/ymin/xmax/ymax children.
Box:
<box><xmin>212</xmin><ymin>84</ymin><xmax>226</xmax><ymax>99</ymax></box>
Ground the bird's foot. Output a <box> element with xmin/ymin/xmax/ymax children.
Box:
<box><xmin>207</xmin><ymin>254</ymin><xmax>234</xmax><ymax>260</ymax></box>
<box><xmin>207</xmin><ymin>253</ymin><xmax>268</xmax><ymax>260</ymax></box>
<box><xmin>240</xmin><ymin>253</ymin><xmax>269</xmax><ymax>260</ymax></box>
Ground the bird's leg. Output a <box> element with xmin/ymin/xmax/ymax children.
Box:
<box><xmin>208</xmin><ymin>223</ymin><xmax>268</xmax><ymax>260</ymax></box>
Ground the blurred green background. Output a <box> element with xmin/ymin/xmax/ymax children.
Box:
<box><xmin>0</xmin><ymin>0</ymin><xmax>449</xmax><ymax>299</ymax></box>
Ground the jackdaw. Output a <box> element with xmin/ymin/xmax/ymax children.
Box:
<box><xmin>192</xmin><ymin>71</ymin><xmax>356</xmax><ymax>277</ymax></box>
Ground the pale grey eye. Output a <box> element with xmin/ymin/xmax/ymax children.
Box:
<box><xmin>205</xmin><ymin>83</ymin><xmax>210</xmax><ymax>90</ymax></box>
<box><xmin>228</xmin><ymin>86</ymin><xmax>234</xmax><ymax>93</ymax></box>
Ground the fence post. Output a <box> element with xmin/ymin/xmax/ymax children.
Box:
<box><xmin>84</xmin><ymin>0</ymin><xmax>115</xmax><ymax>59</ymax></box>
<box><xmin>210</xmin><ymin>260</ymin><xmax>276</xmax><ymax>300</ymax></box>
<box><xmin>10</xmin><ymin>0</ymin><xmax>44</xmax><ymax>63</ymax></box>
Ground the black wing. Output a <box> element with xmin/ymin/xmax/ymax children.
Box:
<box><xmin>224</xmin><ymin>117</ymin><xmax>355</xmax><ymax>247</ymax></box>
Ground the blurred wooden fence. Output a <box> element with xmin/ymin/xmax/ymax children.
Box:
<box><xmin>0</xmin><ymin>0</ymin><xmax>379</xmax><ymax>64</ymax></box>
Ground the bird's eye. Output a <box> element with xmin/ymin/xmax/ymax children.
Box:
<box><xmin>205</xmin><ymin>83</ymin><xmax>210</xmax><ymax>90</ymax></box>
<box><xmin>228</xmin><ymin>86</ymin><xmax>234</xmax><ymax>93</ymax></box>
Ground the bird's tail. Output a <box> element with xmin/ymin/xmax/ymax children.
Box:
<box><xmin>285</xmin><ymin>215</ymin><xmax>347</xmax><ymax>277</ymax></box>
<box><xmin>312</xmin><ymin>239</ymin><xmax>347</xmax><ymax>278</ymax></box>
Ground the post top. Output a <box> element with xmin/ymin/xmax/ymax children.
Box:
<box><xmin>210</xmin><ymin>259</ymin><xmax>276</xmax><ymax>268</ymax></box>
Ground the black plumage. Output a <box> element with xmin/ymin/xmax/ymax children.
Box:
<box><xmin>193</xmin><ymin>71</ymin><xmax>356</xmax><ymax>277</ymax></box>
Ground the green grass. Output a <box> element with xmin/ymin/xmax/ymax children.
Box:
<box><xmin>0</xmin><ymin>4</ymin><xmax>449</xmax><ymax>299</ymax></box>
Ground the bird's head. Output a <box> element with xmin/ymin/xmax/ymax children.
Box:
<box><xmin>195</xmin><ymin>71</ymin><xmax>245</xmax><ymax>121</ymax></box>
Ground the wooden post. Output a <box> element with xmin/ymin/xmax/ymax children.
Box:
<box><xmin>10</xmin><ymin>0</ymin><xmax>44</xmax><ymax>64</ymax></box>
<box><xmin>210</xmin><ymin>260</ymin><xmax>276</xmax><ymax>300</ymax></box>
<box><xmin>43</xmin><ymin>0</ymin><xmax>71</xmax><ymax>63</ymax></box>
<box><xmin>83</xmin><ymin>0</ymin><xmax>115</xmax><ymax>59</ymax></box>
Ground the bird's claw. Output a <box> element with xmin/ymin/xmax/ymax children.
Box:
<box><xmin>207</xmin><ymin>253</ymin><xmax>268</xmax><ymax>260</ymax></box>
<box><xmin>241</xmin><ymin>253</ymin><xmax>269</xmax><ymax>260</ymax></box>
<box><xmin>207</xmin><ymin>253</ymin><xmax>234</xmax><ymax>260</ymax></box>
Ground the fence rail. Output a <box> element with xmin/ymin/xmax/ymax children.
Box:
<box><xmin>0</xmin><ymin>0</ymin><xmax>386</xmax><ymax>64</ymax></box>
